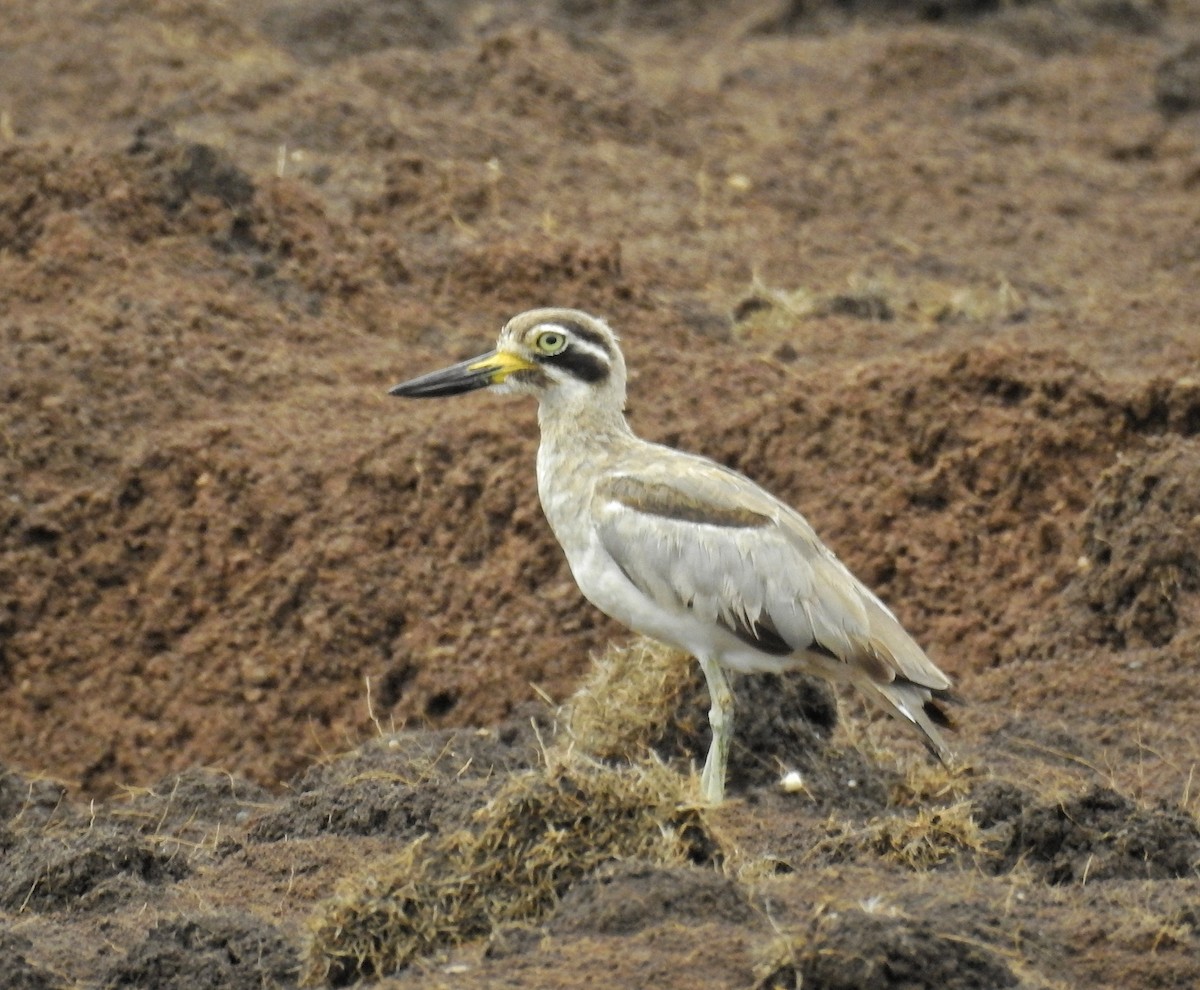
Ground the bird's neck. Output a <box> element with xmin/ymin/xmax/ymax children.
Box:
<box><xmin>535</xmin><ymin>392</ymin><xmax>636</xmax><ymax>548</ymax></box>
<box><xmin>536</xmin><ymin>390</ymin><xmax>635</xmax><ymax>451</ymax></box>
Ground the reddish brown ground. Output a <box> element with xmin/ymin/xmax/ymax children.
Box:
<box><xmin>3</xmin><ymin>1</ymin><xmax>1200</xmax><ymax>988</ymax></box>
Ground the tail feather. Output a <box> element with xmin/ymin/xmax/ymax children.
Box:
<box><xmin>863</xmin><ymin>677</ymin><xmax>960</xmax><ymax>763</ymax></box>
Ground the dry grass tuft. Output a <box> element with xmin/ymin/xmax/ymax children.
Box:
<box><xmin>559</xmin><ymin>637</ymin><xmax>700</xmax><ymax>763</ymax></box>
<box><xmin>889</xmin><ymin>757</ymin><xmax>977</xmax><ymax>808</ymax></box>
<box><xmin>732</xmin><ymin>271</ymin><xmax>1026</xmax><ymax>343</ymax></box>
<box><xmin>814</xmin><ymin>801</ymin><xmax>990</xmax><ymax>871</ymax></box>
<box><xmin>303</xmin><ymin>755</ymin><xmax>715</xmax><ymax>985</ymax></box>
<box><xmin>863</xmin><ymin>802</ymin><xmax>990</xmax><ymax>870</ymax></box>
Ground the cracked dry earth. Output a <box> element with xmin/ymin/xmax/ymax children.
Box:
<box><xmin>3</xmin><ymin>1</ymin><xmax>1200</xmax><ymax>988</ymax></box>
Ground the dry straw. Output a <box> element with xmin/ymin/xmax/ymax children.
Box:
<box><xmin>561</xmin><ymin>637</ymin><xmax>704</xmax><ymax>763</ymax></box>
<box><xmin>304</xmin><ymin>755</ymin><xmax>715</xmax><ymax>985</ymax></box>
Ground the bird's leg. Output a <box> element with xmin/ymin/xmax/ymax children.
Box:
<box><xmin>697</xmin><ymin>655</ymin><xmax>734</xmax><ymax>804</ymax></box>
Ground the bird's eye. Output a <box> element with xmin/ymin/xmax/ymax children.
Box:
<box><xmin>534</xmin><ymin>330</ymin><xmax>567</xmax><ymax>355</ymax></box>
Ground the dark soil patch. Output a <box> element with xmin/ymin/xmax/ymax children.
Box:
<box><xmin>546</xmin><ymin>861</ymin><xmax>759</xmax><ymax>937</ymax></box>
<box><xmin>727</xmin><ymin>673</ymin><xmax>841</xmax><ymax>787</ymax></box>
<box><xmin>247</xmin><ymin>719</ymin><xmax>543</xmax><ymax>840</ymax></box>
<box><xmin>248</xmin><ymin>773</ymin><xmax>493</xmax><ymax>843</ymax></box>
<box><xmin>0</xmin><ymin>825</ymin><xmax>190</xmax><ymax>913</ymax></box>
<box><xmin>646</xmin><ymin>665</ymin><xmax>842</xmax><ymax>791</ymax></box>
<box><xmin>100</xmin><ymin>769</ymin><xmax>275</xmax><ymax>844</ymax></box>
<box><xmin>1002</xmin><ymin>785</ymin><xmax>1200</xmax><ymax>883</ymax></box>
<box><xmin>99</xmin><ymin>913</ymin><xmax>299</xmax><ymax>990</ymax></box>
<box><xmin>0</xmin><ymin>928</ymin><xmax>66</xmax><ymax>990</ymax></box>
<box><xmin>765</xmin><ymin>910</ymin><xmax>1020</xmax><ymax>990</ymax></box>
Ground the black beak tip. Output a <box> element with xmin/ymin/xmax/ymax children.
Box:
<box><xmin>386</xmin><ymin>352</ymin><xmax>500</xmax><ymax>400</ymax></box>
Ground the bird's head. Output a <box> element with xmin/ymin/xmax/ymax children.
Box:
<box><xmin>389</xmin><ymin>308</ymin><xmax>627</xmax><ymax>410</ymax></box>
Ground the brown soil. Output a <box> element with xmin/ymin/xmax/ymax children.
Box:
<box><xmin>3</xmin><ymin>1</ymin><xmax>1200</xmax><ymax>987</ymax></box>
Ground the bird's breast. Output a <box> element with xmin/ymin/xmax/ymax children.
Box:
<box><xmin>535</xmin><ymin>441</ymin><xmax>597</xmax><ymax>558</ymax></box>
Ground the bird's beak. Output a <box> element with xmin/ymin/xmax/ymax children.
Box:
<box><xmin>388</xmin><ymin>349</ymin><xmax>537</xmax><ymax>398</ymax></box>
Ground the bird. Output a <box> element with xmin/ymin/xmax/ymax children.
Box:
<box><xmin>389</xmin><ymin>308</ymin><xmax>956</xmax><ymax>803</ymax></box>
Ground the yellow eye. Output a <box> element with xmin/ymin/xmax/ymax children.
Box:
<box><xmin>535</xmin><ymin>329</ymin><xmax>567</xmax><ymax>355</ymax></box>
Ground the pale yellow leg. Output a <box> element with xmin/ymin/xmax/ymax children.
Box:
<box><xmin>697</xmin><ymin>655</ymin><xmax>735</xmax><ymax>804</ymax></box>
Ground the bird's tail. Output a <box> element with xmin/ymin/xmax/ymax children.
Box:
<box><xmin>862</xmin><ymin>677</ymin><xmax>960</xmax><ymax>763</ymax></box>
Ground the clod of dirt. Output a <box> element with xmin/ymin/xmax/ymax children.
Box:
<box><xmin>1156</xmin><ymin>41</ymin><xmax>1200</xmax><ymax>115</ymax></box>
<box><xmin>0</xmin><ymin>766</ymin><xmax>72</xmax><ymax>829</ymax></box>
<box><xmin>545</xmin><ymin>861</ymin><xmax>759</xmax><ymax>937</ymax></box>
<box><xmin>304</xmin><ymin>759</ymin><xmax>716</xmax><ymax>985</ymax></box>
<box><xmin>761</xmin><ymin>909</ymin><xmax>1019</xmax><ymax>990</ymax></box>
<box><xmin>1076</xmin><ymin>436</ymin><xmax>1200</xmax><ymax>647</ymax></box>
<box><xmin>100</xmin><ymin>913</ymin><xmax>299</xmax><ymax>990</ymax></box>
<box><xmin>1001</xmin><ymin>785</ymin><xmax>1200</xmax><ymax>884</ymax></box>
<box><xmin>0</xmin><ymin>928</ymin><xmax>66</xmax><ymax>990</ymax></box>
<box><xmin>260</xmin><ymin>0</ymin><xmax>459</xmax><ymax>65</ymax></box>
<box><xmin>0</xmin><ymin>825</ymin><xmax>190</xmax><ymax>912</ymax></box>
<box><xmin>969</xmin><ymin>778</ymin><xmax>1035</xmax><ymax>830</ymax></box>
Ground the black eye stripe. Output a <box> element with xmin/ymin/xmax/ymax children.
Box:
<box><xmin>550</xmin><ymin>347</ymin><xmax>610</xmax><ymax>384</ymax></box>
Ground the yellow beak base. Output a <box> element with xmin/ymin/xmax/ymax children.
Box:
<box><xmin>467</xmin><ymin>350</ymin><xmax>538</xmax><ymax>384</ymax></box>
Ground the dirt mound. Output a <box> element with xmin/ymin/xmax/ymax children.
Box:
<box><xmin>1002</xmin><ymin>785</ymin><xmax>1200</xmax><ymax>884</ymax></box>
<box><xmin>545</xmin><ymin>861</ymin><xmax>759</xmax><ymax>936</ymax></box>
<box><xmin>247</xmin><ymin>719</ymin><xmax>543</xmax><ymax>842</ymax></box>
<box><xmin>0</xmin><ymin>824</ymin><xmax>190</xmax><ymax>913</ymax></box>
<box><xmin>1077</xmin><ymin>434</ymin><xmax>1200</xmax><ymax>647</ymax></box>
<box><xmin>100</xmin><ymin>913</ymin><xmax>298</xmax><ymax>990</ymax></box>
<box><xmin>764</xmin><ymin>910</ymin><xmax>1020</xmax><ymax>990</ymax></box>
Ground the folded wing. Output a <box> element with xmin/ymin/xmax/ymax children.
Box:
<box><xmin>592</xmin><ymin>454</ymin><xmax>955</xmax><ymax>756</ymax></box>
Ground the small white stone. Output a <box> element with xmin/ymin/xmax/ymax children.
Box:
<box><xmin>780</xmin><ymin>770</ymin><xmax>806</xmax><ymax>792</ymax></box>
